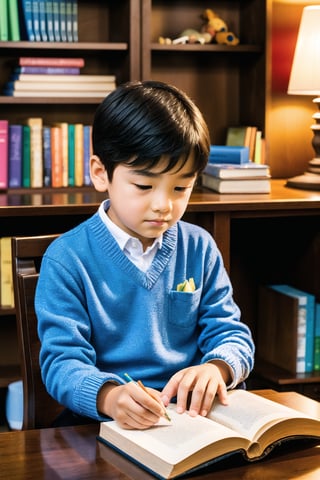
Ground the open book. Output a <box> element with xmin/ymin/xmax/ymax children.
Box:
<box><xmin>98</xmin><ymin>390</ymin><xmax>320</xmax><ymax>480</ymax></box>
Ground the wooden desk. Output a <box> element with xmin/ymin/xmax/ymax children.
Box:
<box><xmin>0</xmin><ymin>391</ymin><xmax>319</xmax><ymax>479</ymax></box>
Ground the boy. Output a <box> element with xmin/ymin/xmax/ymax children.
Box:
<box><xmin>35</xmin><ymin>81</ymin><xmax>254</xmax><ymax>429</ymax></box>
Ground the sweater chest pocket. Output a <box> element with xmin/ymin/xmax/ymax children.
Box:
<box><xmin>168</xmin><ymin>289</ymin><xmax>201</xmax><ymax>328</ymax></box>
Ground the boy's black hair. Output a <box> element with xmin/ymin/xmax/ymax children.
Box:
<box><xmin>92</xmin><ymin>80</ymin><xmax>210</xmax><ymax>180</ymax></box>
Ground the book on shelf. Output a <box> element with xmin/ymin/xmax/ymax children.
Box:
<box><xmin>5</xmin><ymin>81</ymin><xmax>115</xmax><ymax>92</ymax></box>
<box><xmin>43</xmin><ymin>126</ymin><xmax>52</xmax><ymax>187</ymax></box>
<box><xmin>8</xmin><ymin>124</ymin><xmax>23</xmax><ymax>188</ymax></box>
<box><xmin>202</xmin><ymin>174</ymin><xmax>271</xmax><ymax>194</ymax></box>
<box><xmin>258</xmin><ymin>285</ymin><xmax>316</xmax><ymax>374</ymax></box>
<box><xmin>10</xmin><ymin>73</ymin><xmax>116</xmax><ymax>83</ymax></box>
<box><xmin>209</xmin><ymin>145</ymin><xmax>249</xmax><ymax>165</ymax></box>
<box><xmin>0</xmin><ymin>0</ymin><xmax>8</xmax><ymax>41</ymax></box>
<box><xmin>27</xmin><ymin>117</ymin><xmax>43</xmax><ymax>188</ymax></box>
<box><xmin>203</xmin><ymin>162</ymin><xmax>270</xmax><ymax>179</ymax></box>
<box><xmin>31</xmin><ymin>0</ymin><xmax>41</xmax><ymax>41</ymax></box>
<box><xmin>14</xmin><ymin>66</ymin><xmax>80</xmax><ymax>75</ymax></box>
<box><xmin>0</xmin><ymin>120</ymin><xmax>9</xmax><ymax>190</ymax></box>
<box><xmin>226</xmin><ymin>126</ymin><xmax>258</xmax><ymax>162</ymax></box>
<box><xmin>67</xmin><ymin>123</ymin><xmax>75</xmax><ymax>186</ymax></box>
<box><xmin>54</xmin><ymin>122</ymin><xmax>69</xmax><ymax>187</ymax></box>
<box><xmin>18</xmin><ymin>57</ymin><xmax>85</xmax><ymax>67</ymax></box>
<box><xmin>50</xmin><ymin>125</ymin><xmax>63</xmax><ymax>188</ymax></box>
<box><xmin>98</xmin><ymin>389</ymin><xmax>320</xmax><ymax>480</ymax></box>
<box><xmin>8</xmin><ymin>0</ymin><xmax>20</xmax><ymax>41</ymax></box>
<box><xmin>4</xmin><ymin>90</ymin><xmax>107</xmax><ymax>98</ymax></box>
<box><xmin>0</xmin><ymin>237</ymin><xmax>14</xmax><ymax>308</ymax></box>
<box><xmin>18</xmin><ymin>0</ymin><xmax>35</xmax><ymax>41</ymax></box>
<box><xmin>66</xmin><ymin>0</ymin><xmax>73</xmax><ymax>42</ymax></box>
<box><xmin>71</xmin><ymin>0</ymin><xmax>78</xmax><ymax>41</ymax></box>
<box><xmin>74</xmin><ymin>123</ymin><xmax>84</xmax><ymax>186</ymax></box>
<box><xmin>83</xmin><ymin>125</ymin><xmax>92</xmax><ymax>186</ymax></box>
<box><xmin>314</xmin><ymin>304</ymin><xmax>320</xmax><ymax>371</ymax></box>
<box><xmin>22</xmin><ymin>125</ymin><xmax>31</xmax><ymax>188</ymax></box>
<box><xmin>45</xmin><ymin>0</ymin><xmax>55</xmax><ymax>42</ymax></box>
<box><xmin>52</xmin><ymin>0</ymin><xmax>61</xmax><ymax>41</ymax></box>
<box><xmin>38</xmin><ymin>0</ymin><xmax>48</xmax><ymax>42</ymax></box>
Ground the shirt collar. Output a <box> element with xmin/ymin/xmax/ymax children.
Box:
<box><xmin>98</xmin><ymin>200</ymin><xmax>163</xmax><ymax>252</ymax></box>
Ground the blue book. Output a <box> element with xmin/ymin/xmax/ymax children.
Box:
<box><xmin>59</xmin><ymin>0</ymin><xmax>67</xmax><ymax>42</ymax></box>
<box><xmin>66</xmin><ymin>0</ymin><xmax>73</xmax><ymax>42</ymax></box>
<box><xmin>68</xmin><ymin>124</ymin><xmax>75</xmax><ymax>186</ymax></box>
<box><xmin>314</xmin><ymin>304</ymin><xmax>320</xmax><ymax>371</ymax></box>
<box><xmin>271</xmin><ymin>285</ymin><xmax>315</xmax><ymax>373</ymax></box>
<box><xmin>209</xmin><ymin>145</ymin><xmax>250</xmax><ymax>165</ymax></box>
<box><xmin>31</xmin><ymin>0</ymin><xmax>41</xmax><ymax>41</ymax></box>
<box><xmin>43</xmin><ymin>126</ymin><xmax>52</xmax><ymax>187</ymax></box>
<box><xmin>22</xmin><ymin>125</ymin><xmax>31</xmax><ymax>188</ymax></box>
<box><xmin>38</xmin><ymin>0</ymin><xmax>48</xmax><ymax>41</ymax></box>
<box><xmin>18</xmin><ymin>0</ymin><xmax>35</xmax><ymax>41</ymax></box>
<box><xmin>71</xmin><ymin>0</ymin><xmax>78</xmax><ymax>42</ymax></box>
<box><xmin>45</xmin><ymin>0</ymin><xmax>55</xmax><ymax>41</ymax></box>
<box><xmin>204</xmin><ymin>162</ymin><xmax>270</xmax><ymax>179</ymax></box>
<box><xmin>8</xmin><ymin>125</ymin><xmax>23</xmax><ymax>188</ymax></box>
<box><xmin>83</xmin><ymin>125</ymin><xmax>92</xmax><ymax>186</ymax></box>
<box><xmin>52</xmin><ymin>0</ymin><xmax>60</xmax><ymax>41</ymax></box>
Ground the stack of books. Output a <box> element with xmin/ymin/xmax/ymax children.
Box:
<box><xmin>3</xmin><ymin>57</ymin><xmax>117</xmax><ymax>98</ymax></box>
<box><xmin>202</xmin><ymin>146</ymin><xmax>271</xmax><ymax>193</ymax></box>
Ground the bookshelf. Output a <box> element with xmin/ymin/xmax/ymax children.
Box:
<box><xmin>0</xmin><ymin>2</ymin><xmax>319</xmax><ymax>415</ymax></box>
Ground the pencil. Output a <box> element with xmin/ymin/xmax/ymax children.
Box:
<box><xmin>123</xmin><ymin>373</ymin><xmax>171</xmax><ymax>421</ymax></box>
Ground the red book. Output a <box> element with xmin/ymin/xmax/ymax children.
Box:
<box><xmin>18</xmin><ymin>57</ymin><xmax>85</xmax><ymax>68</ymax></box>
<box><xmin>0</xmin><ymin>120</ymin><xmax>9</xmax><ymax>189</ymax></box>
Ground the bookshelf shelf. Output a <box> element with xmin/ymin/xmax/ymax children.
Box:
<box><xmin>150</xmin><ymin>44</ymin><xmax>263</xmax><ymax>53</ymax></box>
<box><xmin>0</xmin><ymin>42</ymin><xmax>128</xmax><ymax>51</ymax></box>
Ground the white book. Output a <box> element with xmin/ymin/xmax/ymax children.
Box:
<box><xmin>10</xmin><ymin>74</ymin><xmax>116</xmax><ymax>83</ymax></box>
<box><xmin>202</xmin><ymin>173</ymin><xmax>271</xmax><ymax>194</ymax></box>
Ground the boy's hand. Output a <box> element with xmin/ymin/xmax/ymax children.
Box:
<box><xmin>97</xmin><ymin>382</ymin><xmax>164</xmax><ymax>429</ymax></box>
<box><xmin>161</xmin><ymin>362</ymin><xmax>230</xmax><ymax>417</ymax></box>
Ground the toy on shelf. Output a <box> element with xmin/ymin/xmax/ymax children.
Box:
<box><xmin>158</xmin><ymin>8</ymin><xmax>239</xmax><ymax>46</ymax></box>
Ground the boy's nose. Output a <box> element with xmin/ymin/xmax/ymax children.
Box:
<box><xmin>152</xmin><ymin>194</ymin><xmax>172</xmax><ymax>213</ymax></box>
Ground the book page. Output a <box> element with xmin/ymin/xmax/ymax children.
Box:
<box><xmin>208</xmin><ymin>390</ymin><xmax>310</xmax><ymax>441</ymax></box>
<box><xmin>101</xmin><ymin>404</ymin><xmax>250</xmax><ymax>466</ymax></box>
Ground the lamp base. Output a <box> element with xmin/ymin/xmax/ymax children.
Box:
<box><xmin>286</xmin><ymin>171</ymin><xmax>320</xmax><ymax>190</ymax></box>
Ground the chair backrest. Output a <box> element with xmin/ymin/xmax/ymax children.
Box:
<box><xmin>11</xmin><ymin>234</ymin><xmax>64</xmax><ymax>429</ymax></box>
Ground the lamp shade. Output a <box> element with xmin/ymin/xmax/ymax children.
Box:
<box><xmin>288</xmin><ymin>5</ymin><xmax>320</xmax><ymax>95</ymax></box>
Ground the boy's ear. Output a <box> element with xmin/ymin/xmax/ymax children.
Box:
<box><xmin>90</xmin><ymin>155</ymin><xmax>109</xmax><ymax>192</ymax></box>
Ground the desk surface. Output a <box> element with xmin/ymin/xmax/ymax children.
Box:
<box><xmin>0</xmin><ymin>390</ymin><xmax>319</xmax><ymax>479</ymax></box>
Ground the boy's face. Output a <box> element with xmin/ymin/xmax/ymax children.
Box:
<box><xmin>93</xmin><ymin>154</ymin><xmax>197</xmax><ymax>250</ymax></box>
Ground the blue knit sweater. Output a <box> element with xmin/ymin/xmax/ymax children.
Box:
<box><xmin>35</xmin><ymin>211</ymin><xmax>254</xmax><ymax>420</ymax></box>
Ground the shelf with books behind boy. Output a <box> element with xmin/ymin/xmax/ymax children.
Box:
<box><xmin>0</xmin><ymin>0</ymin><xmax>140</xmax><ymax>193</ymax></box>
<box><xmin>141</xmin><ymin>0</ymin><xmax>266</xmax><ymax>148</ymax></box>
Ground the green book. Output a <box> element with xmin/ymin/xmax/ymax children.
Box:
<box><xmin>22</xmin><ymin>125</ymin><xmax>31</xmax><ymax>188</ymax></box>
<box><xmin>0</xmin><ymin>0</ymin><xmax>8</xmax><ymax>41</ymax></box>
<box><xmin>68</xmin><ymin>123</ymin><xmax>75</xmax><ymax>186</ymax></box>
<box><xmin>7</xmin><ymin>0</ymin><xmax>20</xmax><ymax>41</ymax></box>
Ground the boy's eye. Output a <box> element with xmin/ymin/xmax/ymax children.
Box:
<box><xmin>134</xmin><ymin>184</ymin><xmax>152</xmax><ymax>190</ymax></box>
<box><xmin>175</xmin><ymin>186</ymin><xmax>188</xmax><ymax>192</ymax></box>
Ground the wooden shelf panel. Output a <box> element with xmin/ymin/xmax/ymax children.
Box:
<box><xmin>0</xmin><ymin>42</ymin><xmax>128</xmax><ymax>51</ymax></box>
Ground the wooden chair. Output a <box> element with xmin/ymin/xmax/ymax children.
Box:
<box><xmin>11</xmin><ymin>234</ymin><xmax>64</xmax><ymax>429</ymax></box>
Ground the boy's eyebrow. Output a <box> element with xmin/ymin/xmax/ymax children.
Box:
<box><xmin>130</xmin><ymin>169</ymin><xmax>196</xmax><ymax>179</ymax></box>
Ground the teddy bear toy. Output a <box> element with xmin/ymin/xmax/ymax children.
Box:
<box><xmin>158</xmin><ymin>8</ymin><xmax>239</xmax><ymax>46</ymax></box>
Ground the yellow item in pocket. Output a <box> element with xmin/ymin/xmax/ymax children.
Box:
<box><xmin>176</xmin><ymin>277</ymin><xmax>196</xmax><ymax>292</ymax></box>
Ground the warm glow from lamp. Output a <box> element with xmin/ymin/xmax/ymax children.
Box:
<box><xmin>287</xmin><ymin>5</ymin><xmax>320</xmax><ymax>190</ymax></box>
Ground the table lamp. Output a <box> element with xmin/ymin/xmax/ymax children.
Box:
<box><xmin>287</xmin><ymin>5</ymin><xmax>320</xmax><ymax>190</ymax></box>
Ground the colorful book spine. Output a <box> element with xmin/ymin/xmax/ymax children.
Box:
<box><xmin>0</xmin><ymin>120</ymin><xmax>9</xmax><ymax>190</ymax></box>
<box><xmin>0</xmin><ymin>0</ymin><xmax>8</xmax><ymax>41</ymax></box>
<box><xmin>19</xmin><ymin>0</ymin><xmax>35</xmax><ymax>41</ymax></box>
<box><xmin>54</xmin><ymin>122</ymin><xmax>69</xmax><ymax>187</ymax></box>
<box><xmin>31</xmin><ymin>0</ymin><xmax>41</xmax><ymax>41</ymax></box>
<box><xmin>19</xmin><ymin>57</ymin><xmax>85</xmax><ymax>67</ymax></box>
<box><xmin>8</xmin><ymin>124</ymin><xmax>23</xmax><ymax>188</ymax></box>
<box><xmin>209</xmin><ymin>145</ymin><xmax>250</xmax><ymax>165</ymax></box>
<box><xmin>68</xmin><ymin>124</ymin><xmax>75</xmax><ymax>186</ymax></box>
<box><xmin>14</xmin><ymin>66</ymin><xmax>80</xmax><ymax>74</ymax></box>
<box><xmin>271</xmin><ymin>285</ymin><xmax>315</xmax><ymax>373</ymax></box>
<box><xmin>74</xmin><ymin>123</ymin><xmax>84</xmax><ymax>186</ymax></box>
<box><xmin>0</xmin><ymin>237</ymin><xmax>14</xmax><ymax>308</ymax></box>
<box><xmin>52</xmin><ymin>0</ymin><xmax>61</xmax><ymax>41</ymax></box>
<box><xmin>314</xmin><ymin>304</ymin><xmax>320</xmax><ymax>371</ymax></box>
<box><xmin>51</xmin><ymin>126</ymin><xmax>63</xmax><ymax>187</ymax></box>
<box><xmin>83</xmin><ymin>125</ymin><xmax>92</xmax><ymax>186</ymax></box>
<box><xmin>45</xmin><ymin>0</ymin><xmax>55</xmax><ymax>41</ymax></box>
<box><xmin>38</xmin><ymin>0</ymin><xmax>48</xmax><ymax>41</ymax></box>
<box><xmin>71</xmin><ymin>0</ymin><xmax>78</xmax><ymax>42</ymax></box>
<box><xmin>7</xmin><ymin>0</ymin><xmax>20</xmax><ymax>41</ymax></box>
<box><xmin>43</xmin><ymin>126</ymin><xmax>52</xmax><ymax>187</ymax></box>
<box><xmin>22</xmin><ymin>125</ymin><xmax>31</xmax><ymax>188</ymax></box>
<box><xmin>27</xmin><ymin>117</ymin><xmax>43</xmax><ymax>188</ymax></box>
<box><xmin>66</xmin><ymin>0</ymin><xmax>73</xmax><ymax>41</ymax></box>
<box><xmin>59</xmin><ymin>0</ymin><xmax>67</xmax><ymax>42</ymax></box>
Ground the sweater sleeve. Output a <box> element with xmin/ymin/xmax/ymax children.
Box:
<box><xmin>35</xmin><ymin>252</ymin><xmax>123</xmax><ymax>421</ymax></box>
<box><xmin>197</xmin><ymin>240</ymin><xmax>255</xmax><ymax>388</ymax></box>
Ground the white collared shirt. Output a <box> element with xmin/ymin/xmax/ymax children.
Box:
<box><xmin>98</xmin><ymin>200</ymin><xmax>162</xmax><ymax>272</ymax></box>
